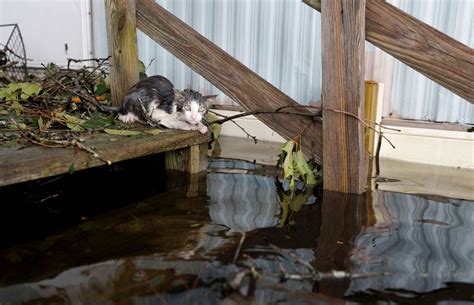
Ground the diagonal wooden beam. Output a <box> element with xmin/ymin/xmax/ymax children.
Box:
<box><xmin>304</xmin><ymin>0</ymin><xmax>474</xmax><ymax>103</ymax></box>
<box><xmin>136</xmin><ymin>0</ymin><xmax>322</xmax><ymax>162</ymax></box>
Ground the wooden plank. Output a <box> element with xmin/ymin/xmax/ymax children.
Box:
<box><xmin>321</xmin><ymin>0</ymin><xmax>367</xmax><ymax>194</ymax></box>
<box><xmin>0</xmin><ymin>130</ymin><xmax>211</xmax><ymax>187</ymax></box>
<box><xmin>303</xmin><ymin>0</ymin><xmax>474</xmax><ymax>103</ymax></box>
<box><xmin>136</xmin><ymin>0</ymin><xmax>323</xmax><ymax>163</ymax></box>
<box><xmin>105</xmin><ymin>0</ymin><xmax>140</xmax><ymax>106</ymax></box>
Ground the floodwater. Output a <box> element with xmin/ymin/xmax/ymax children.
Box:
<box><xmin>0</xmin><ymin>155</ymin><xmax>473</xmax><ymax>304</ymax></box>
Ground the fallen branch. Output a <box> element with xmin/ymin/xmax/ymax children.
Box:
<box><xmin>11</xmin><ymin>118</ymin><xmax>111</xmax><ymax>165</ymax></box>
<box><xmin>209</xmin><ymin>110</ymin><xmax>258</xmax><ymax>143</ymax></box>
<box><xmin>210</xmin><ymin>105</ymin><xmax>398</xmax><ymax>149</ymax></box>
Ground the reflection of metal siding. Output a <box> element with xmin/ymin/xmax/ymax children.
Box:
<box><xmin>92</xmin><ymin>0</ymin><xmax>473</xmax><ymax>123</ymax></box>
<box><xmin>207</xmin><ymin>173</ymin><xmax>279</xmax><ymax>232</ymax></box>
<box><xmin>348</xmin><ymin>192</ymin><xmax>474</xmax><ymax>294</ymax></box>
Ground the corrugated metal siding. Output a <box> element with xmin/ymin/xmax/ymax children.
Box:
<box><xmin>385</xmin><ymin>0</ymin><xmax>474</xmax><ymax>123</ymax></box>
<box><xmin>92</xmin><ymin>0</ymin><xmax>473</xmax><ymax>124</ymax></box>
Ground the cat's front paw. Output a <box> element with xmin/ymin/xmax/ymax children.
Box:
<box><xmin>197</xmin><ymin>124</ymin><xmax>208</xmax><ymax>134</ymax></box>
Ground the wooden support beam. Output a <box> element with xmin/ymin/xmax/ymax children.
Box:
<box><xmin>165</xmin><ymin>143</ymin><xmax>208</xmax><ymax>173</ymax></box>
<box><xmin>321</xmin><ymin>0</ymin><xmax>367</xmax><ymax>194</ymax></box>
<box><xmin>304</xmin><ymin>0</ymin><xmax>474</xmax><ymax>103</ymax></box>
<box><xmin>136</xmin><ymin>0</ymin><xmax>323</xmax><ymax>163</ymax></box>
<box><xmin>105</xmin><ymin>0</ymin><xmax>140</xmax><ymax>106</ymax></box>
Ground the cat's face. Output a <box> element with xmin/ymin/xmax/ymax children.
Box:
<box><xmin>175</xmin><ymin>89</ymin><xmax>216</xmax><ymax>125</ymax></box>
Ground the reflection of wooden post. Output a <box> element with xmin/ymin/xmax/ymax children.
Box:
<box><xmin>105</xmin><ymin>0</ymin><xmax>139</xmax><ymax>106</ymax></box>
<box><xmin>314</xmin><ymin>191</ymin><xmax>367</xmax><ymax>296</ymax></box>
<box><xmin>321</xmin><ymin>0</ymin><xmax>367</xmax><ymax>194</ymax></box>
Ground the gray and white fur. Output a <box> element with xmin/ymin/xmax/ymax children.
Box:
<box><xmin>118</xmin><ymin>75</ymin><xmax>215</xmax><ymax>134</ymax></box>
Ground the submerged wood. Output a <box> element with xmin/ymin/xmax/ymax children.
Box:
<box><xmin>136</xmin><ymin>0</ymin><xmax>323</xmax><ymax>162</ymax></box>
<box><xmin>304</xmin><ymin>0</ymin><xmax>474</xmax><ymax>103</ymax></box>
<box><xmin>0</xmin><ymin>130</ymin><xmax>210</xmax><ymax>187</ymax></box>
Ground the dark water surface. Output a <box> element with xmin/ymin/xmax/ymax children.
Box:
<box><xmin>0</xmin><ymin>158</ymin><xmax>473</xmax><ymax>304</ymax></box>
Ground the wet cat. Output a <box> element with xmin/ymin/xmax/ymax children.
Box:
<box><xmin>117</xmin><ymin>75</ymin><xmax>216</xmax><ymax>134</ymax></box>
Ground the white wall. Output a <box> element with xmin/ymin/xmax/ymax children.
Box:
<box><xmin>0</xmin><ymin>0</ymin><xmax>93</xmax><ymax>68</ymax></box>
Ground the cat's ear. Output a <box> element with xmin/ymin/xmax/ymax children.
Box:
<box><xmin>203</xmin><ymin>94</ymin><xmax>217</xmax><ymax>106</ymax></box>
<box><xmin>174</xmin><ymin>89</ymin><xmax>185</xmax><ymax>109</ymax></box>
<box><xmin>174</xmin><ymin>89</ymin><xmax>184</xmax><ymax>102</ymax></box>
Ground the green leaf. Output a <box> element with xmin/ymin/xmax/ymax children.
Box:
<box><xmin>56</xmin><ymin>112</ymin><xmax>85</xmax><ymax>131</ymax></box>
<box><xmin>37</xmin><ymin>116</ymin><xmax>44</xmax><ymax>130</ymax></box>
<box><xmin>94</xmin><ymin>81</ymin><xmax>109</xmax><ymax>96</ymax></box>
<box><xmin>19</xmin><ymin>82</ymin><xmax>42</xmax><ymax>99</ymax></box>
<box><xmin>104</xmin><ymin>128</ymin><xmax>142</xmax><ymax>136</ymax></box>
<box><xmin>68</xmin><ymin>164</ymin><xmax>76</xmax><ymax>174</ymax></box>
<box><xmin>281</xmin><ymin>139</ymin><xmax>296</xmax><ymax>154</ymax></box>
<box><xmin>0</xmin><ymin>88</ymin><xmax>7</xmax><ymax>99</ymax></box>
<box><xmin>82</xmin><ymin>113</ymin><xmax>113</xmax><ymax>129</ymax></box>
<box><xmin>282</xmin><ymin>140</ymin><xmax>295</xmax><ymax>180</ymax></box>
<box><xmin>211</xmin><ymin>139</ymin><xmax>221</xmax><ymax>158</ymax></box>
<box><xmin>203</xmin><ymin>113</ymin><xmax>221</xmax><ymax>140</ymax></box>
<box><xmin>144</xmin><ymin>128</ymin><xmax>162</xmax><ymax>135</ymax></box>
<box><xmin>295</xmin><ymin>150</ymin><xmax>316</xmax><ymax>185</ymax></box>
<box><xmin>138</xmin><ymin>59</ymin><xmax>147</xmax><ymax>80</ymax></box>
<box><xmin>11</xmin><ymin>100</ymin><xmax>23</xmax><ymax>115</ymax></box>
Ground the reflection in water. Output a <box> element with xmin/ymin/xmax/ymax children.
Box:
<box><xmin>348</xmin><ymin>192</ymin><xmax>474</xmax><ymax>295</ymax></box>
<box><xmin>0</xmin><ymin>159</ymin><xmax>473</xmax><ymax>304</ymax></box>
<box><xmin>207</xmin><ymin>173</ymin><xmax>280</xmax><ymax>232</ymax></box>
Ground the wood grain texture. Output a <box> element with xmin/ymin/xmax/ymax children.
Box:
<box><xmin>0</xmin><ymin>130</ymin><xmax>211</xmax><ymax>187</ymax></box>
<box><xmin>136</xmin><ymin>0</ymin><xmax>322</xmax><ymax>162</ymax></box>
<box><xmin>321</xmin><ymin>0</ymin><xmax>367</xmax><ymax>194</ymax></box>
<box><xmin>165</xmin><ymin>143</ymin><xmax>205</xmax><ymax>173</ymax></box>
<box><xmin>105</xmin><ymin>0</ymin><xmax>140</xmax><ymax>106</ymax></box>
<box><xmin>304</xmin><ymin>0</ymin><xmax>474</xmax><ymax>103</ymax></box>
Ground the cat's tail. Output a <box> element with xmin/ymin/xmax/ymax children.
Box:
<box><xmin>101</xmin><ymin>105</ymin><xmax>120</xmax><ymax>114</ymax></box>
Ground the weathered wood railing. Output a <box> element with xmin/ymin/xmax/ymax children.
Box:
<box><xmin>105</xmin><ymin>0</ymin><xmax>473</xmax><ymax>193</ymax></box>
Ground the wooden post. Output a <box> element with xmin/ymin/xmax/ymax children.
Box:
<box><xmin>165</xmin><ymin>143</ymin><xmax>208</xmax><ymax>173</ymax></box>
<box><xmin>321</xmin><ymin>0</ymin><xmax>367</xmax><ymax>194</ymax></box>
<box><xmin>105</xmin><ymin>0</ymin><xmax>139</xmax><ymax>106</ymax></box>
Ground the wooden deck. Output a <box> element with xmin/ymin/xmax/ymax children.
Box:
<box><xmin>0</xmin><ymin>129</ymin><xmax>211</xmax><ymax>187</ymax></box>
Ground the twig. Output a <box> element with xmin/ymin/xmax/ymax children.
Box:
<box><xmin>231</xmin><ymin>120</ymin><xmax>258</xmax><ymax>144</ymax></box>
<box><xmin>233</xmin><ymin>232</ymin><xmax>246</xmax><ymax>264</ymax></box>
<box><xmin>145</xmin><ymin>58</ymin><xmax>155</xmax><ymax>72</ymax></box>
<box><xmin>208</xmin><ymin>110</ymin><xmax>258</xmax><ymax>143</ymax></box>
<box><xmin>209</xmin><ymin>106</ymin><xmax>396</xmax><ymax>149</ymax></box>
<box><xmin>41</xmin><ymin>63</ymin><xmax>106</xmax><ymax>112</ymax></box>
<box><xmin>67</xmin><ymin>56</ymin><xmax>111</xmax><ymax>70</ymax></box>
<box><xmin>0</xmin><ymin>60</ymin><xmax>19</xmax><ymax>69</ymax></box>
<box><xmin>211</xmin><ymin>109</ymin><xmax>316</xmax><ymax>125</ymax></box>
<box><xmin>11</xmin><ymin>118</ymin><xmax>111</xmax><ymax>165</ymax></box>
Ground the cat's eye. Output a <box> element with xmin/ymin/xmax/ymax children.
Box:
<box><xmin>184</xmin><ymin>105</ymin><xmax>191</xmax><ymax>110</ymax></box>
<box><xmin>198</xmin><ymin>106</ymin><xmax>205</xmax><ymax>112</ymax></box>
